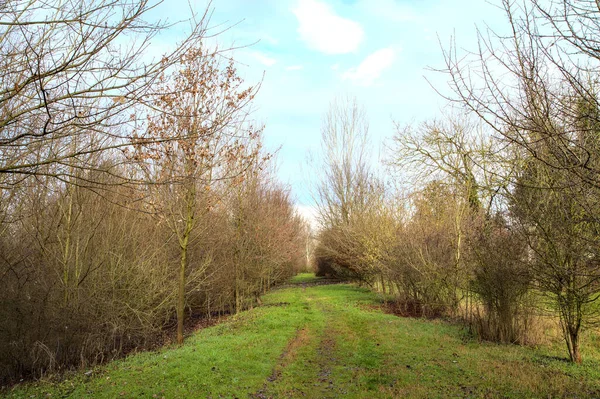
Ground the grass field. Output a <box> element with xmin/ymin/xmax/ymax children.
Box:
<box><xmin>4</xmin><ymin>274</ymin><xmax>600</xmax><ymax>398</ymax></box>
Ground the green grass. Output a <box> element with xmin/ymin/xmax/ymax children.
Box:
<box><xmin>288</xmin><ymin>272</ymin><xmax>323</xmax><ymax>284</ymax></box>
<box><xmin>4</xmin><ymin>276</ymin><xmax>600</xmax><ymax>398</ymax></box>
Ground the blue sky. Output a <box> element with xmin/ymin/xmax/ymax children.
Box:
<box><xmin>156</xmin><ymin>0</ymin><xmax>507</xmax><ymax>225</ymax></box>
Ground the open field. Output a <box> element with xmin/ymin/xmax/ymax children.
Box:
<box><xmin>4</xmin><ymin>275</ymin><xmax>600</xmax><ymax>398</ymax></box>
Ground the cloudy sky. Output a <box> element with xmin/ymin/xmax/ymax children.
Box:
<box><xmin>157</xmin><ymin>0</ymin><xmax>507</xmax><ymax>225</ymax></box>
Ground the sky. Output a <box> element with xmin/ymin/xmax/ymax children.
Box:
<box><xmin>153</xmin><ymin>0</ymin><xmax>508</xmax><ymax>226</ymax></box>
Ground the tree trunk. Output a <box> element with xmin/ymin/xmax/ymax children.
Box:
<box><xmin>570</xmin><ymin>332</ymin><xmax>582</xmax><ymax>363</ymax></box>
<box><xmin>560</xmin><ymin>297</ymin><xmax>583</xmax><ymax>364</ymax></box>
<box><xmin>176</xmin><ymin>182</ymin><xmax>195</xmax><ymax>345</ymax></box>
<box><xmin>234</xmin><ymin>274</ymin><xmax>240</xmax><ymax>314</ymax></box>
<box><xmin>380</xmin><ymin>274</ymin><xmax>388</xmax><ymax>304</ymax></box>
<box><xmin>177</xmin><ymin>240</ymin><xmax>187</xmax><ymax>345</ymax></box>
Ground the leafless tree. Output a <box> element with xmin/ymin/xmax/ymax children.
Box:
<box><xmin>134</xmin><ymin>46</ymin><xmax>263</xmax><ymax>344</ymax></box>
<box><xmin>0</xmin><ymin>0</ymin><xmax>214</xmax><ymax>188</ymax></box>
<box><xmin>315</xmin><ymin>96</ymin><xmax>373</xmax><ymax>228</ymax></box>
<box><xmin>439</xmin><ymin>0</ymin><xmax>600</xmax><ymax>362</ymax></box>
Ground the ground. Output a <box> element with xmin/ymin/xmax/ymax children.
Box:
<box><xmin>4</xmin><ymin>274</ymin><xmax>600</xmax><ymax>398</ymax></box>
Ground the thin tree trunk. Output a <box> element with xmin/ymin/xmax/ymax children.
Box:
<box><xmin>570</xmin><ymin>332</ymin><xmax>582</xmax><ymax>363</ymax></box>
<box><xmin>177</xmin><ymin>236</ymin><xmax>188</xmax><ymax>345</ymax></box>
<box><xmin>61</xmin><ymin>186</ymin><xmax>74</xmax><ymax>306</ymax></box>
<box><xmin>380</xmin><ymin>274</ymin><xmax>388</xmax><ymax>304</ymax></box>
<box><xmin>177</xmin><ymin>182</ymin><xmax>195</xmax><ymax>345</ymax></box>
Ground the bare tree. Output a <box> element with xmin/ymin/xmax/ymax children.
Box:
<box><xmin>316</xmin><ymin>96</ymin><xmax>373</xmax><ymax>228</ymax></box>
<box><xmin>135</xmin><ymin>47</ymin><xmax>262</xmax><ymax>344</ymax></box>
<box><xmin>391</xmin><ymin>118</ymin><xmax>492</xmax><ymax>314</ymax></box>
<box><xmin>440</xmin><ymin>0</ymin><xmax>600</xmax><ymax>188</ymax></box>
<box><xmin>0</xmin><ymin>0</ymin><xmax>213</xmax><ymax>188</ymax></box>
<box><xmin>440</xmin><ymin>0</ymin><xmax>600</xmax><ymax>362</ymax></box>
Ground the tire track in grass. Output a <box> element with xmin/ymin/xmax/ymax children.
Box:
<box><xmin>312</xmin><ymin>303</ymin><xmax>339</xmax><ymax>398</ymax></box>
<box><xmin>251</xmin><ymin>325</ymin><xmax>312</xmax><ymax>399</ymax></box>
<box><xmin>255</xmin><ymin>286</ymin><xmax>391</xmax><ymax>398</ymax></box>
<box><xmin>311</xmin><ymin>287</ymin><xmax>390</xmax><ymax>397</ymax></box>
<box><xmin>252</xmin><ymin>289</ymin><xmax>345</xmax><ymax>399</ymax></box>
<box><xmin>251</xmin><ymin>289</ymin><xmax>319</xmax><ymax>399</ymax></box>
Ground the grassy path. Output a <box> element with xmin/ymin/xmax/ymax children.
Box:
<box><xmin>5</xmin><ymin>274</ymin><xmax>600</xmax><ymax>398</ymax></box>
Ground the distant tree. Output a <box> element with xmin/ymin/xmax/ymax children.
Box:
<box><xmin>316</xmin><ymin>97</ymin><xmax>373</xmax><ymax>228</ymax></box>
<box><xmin>313</xmin><ymin>97</ymin><xmax>381</xmax><ymax>281</ymax></box>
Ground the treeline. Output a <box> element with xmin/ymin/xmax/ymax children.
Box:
<box><xmin>315</xmin><ymin>1</ymin><xmax>600</xmax><ymax>364</ymax></box>
<box><xmin>0</xmin><ymin>0</ymin><xmax>307</xmax><ymax>385</ymax></box>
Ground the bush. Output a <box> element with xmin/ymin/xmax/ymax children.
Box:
<box><xmin>467</xmin><ymin>215</ymin><xmax>533</xmax><ymax>344</ymax></box>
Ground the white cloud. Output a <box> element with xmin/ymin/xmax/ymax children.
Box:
<box><xmin>330</xmin><ymin>63</ymin><xmax>340</xmax><ymax>71</ymax></box>
<box><xmin>249</xmin><ymin>51</ymin><xmax>277</xmax><ymax>67</ymax></box>
<box><xmin>295</xmin><ymin>204</ymin><xmax>320</xmax><ymax>231</ymax></box>
<box><xmin>342</xmin><ymin>48</ymin><xmax>396</xmax><ymax>86</ymax></box>
<box><xmin>292</xmin><ymin>0</ymin><xmax>363</xmax><ymax>54</ymax></box>
<box><xmin>286</xmin><ymin>65</ymin><xmax>304</xmax><ymax>71</ymax></box>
